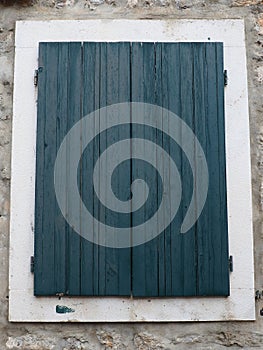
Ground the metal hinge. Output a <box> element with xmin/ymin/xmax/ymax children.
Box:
<box><xmin>34</xmin><ymin>67</ymin><xmax>43</xmax><ymax>87</ymax></box>
<box><xmin>228</xmin><ymin>255</ymin><xmax>233</xmax><ymax>272</ymax></box>
<box><xmin>34</xmin><ymin>69</ymin><xmax>38</xmax><ymax>87</ymax></box>
<box><xmin>255</xmin><ymin>290</ymin><xmax>263</xmax><ymax>300</ymax></box>
<box><xmin>30</xmin><ymin>256</ymin><xmax>34</xmax><ymax>273</ymax></box>
<box><xmin>224</xmin><ymin>70</ymin><xmax>228</xmax><ymax>86</ymax></box>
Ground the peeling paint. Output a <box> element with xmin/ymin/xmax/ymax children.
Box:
<box><xmin>56</xmin><ymin>305</ymin><xmax>75</xmax><ymax>314</ymax></box>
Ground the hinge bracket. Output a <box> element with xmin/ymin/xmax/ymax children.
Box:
<box><xmin>34</xmin><ymin>69</ymin><xmax>38</xmax><ymax>86</ymax></box>
<box><xmin>34</xmin><ymin>67</ymin><xmax>43</xmax><ymax>87</ymax></box>
<box><xmin>229</xmin><ymin>255</ymin><xmax>233</xmax><ymax>272</ymax></box>
<box><xmin>34</xmin><ymin>69</ymin><xmax>38</xmax><ymax>87</ymax></box>
<box><xmin>224</xmin><ymin>70</ymin><xmax>228</xmax><ymax>86</ymax></box>
<box><xmin>30</xmin><ymin>256</ymin><xmax>34</xmax><ymax>273</ymax></box>
<box><xmin>255</xmin><ymin>290</ymin><xmax>263</xmax><ymax>300</ymax></box>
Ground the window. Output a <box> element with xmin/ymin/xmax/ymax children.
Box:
<box><xmin>9</xmin><ymin>19</ymin><xmax>255</xmax><ymax>322</ymax></box>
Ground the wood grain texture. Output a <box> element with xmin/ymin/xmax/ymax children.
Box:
<box><xmin>34</xmin><ymin>42</ymin><xmax>229</xmax><ymax>297</ymax></box>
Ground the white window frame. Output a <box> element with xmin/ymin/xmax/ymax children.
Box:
<box><xmin>9</xmin><ymin>19</ymin><xmax>255</xmax><ymax>322</ymax></box>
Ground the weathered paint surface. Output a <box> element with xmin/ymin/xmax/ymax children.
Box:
<box><xmin>34</xmin><ymin>41</ymin><xmax>229</xmax><ymax>297</ymax></box>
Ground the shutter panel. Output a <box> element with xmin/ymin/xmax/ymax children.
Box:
<box><xmin>35</xmin><ymin>42</ymin><xmax>84</xmax><ymax>295</ymax></box>
<box><xmin>35</xmin><ymin>42</ymin><xmax>132</xmax><ymax>296</ymax></box>
<box><xmin>34</xmin><ymin>42</ymin><xmax>229</xmax><ymax>297</ymax></box>
<box><xmin>130</xmin><ymin>43</ymin><xmax>229</xmax><ymax>296</ymax></box>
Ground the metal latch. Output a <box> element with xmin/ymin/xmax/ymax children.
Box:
<box><xmin>228</xmin><ymin>255</ymin><xmax>233</xmax><ymax>272</ymax></box>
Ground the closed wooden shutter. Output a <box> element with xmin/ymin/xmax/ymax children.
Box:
<box><xmin>34</xmin><ymin>42</ymin><xmax>229</xmax><ymax>297</ymax></box>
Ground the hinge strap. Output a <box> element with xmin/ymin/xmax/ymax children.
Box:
<box><xmin>34</xmin><ymin>69</ymin><xmax>38</xmax><ymax>87</ymax></box>
<box><xmin>224</xmin><ymin>70</ymin><xmax>228</xmax><ymax>86</ymax></box>
<box><xmin>229</xmin><ymin>255</ymin><xmax>233</xmax><ymax>272</ymax></box>
<box><xmin>30</xmin><ymin>256</ymin><xmax>34</xmax><ymax>273</ymax></box>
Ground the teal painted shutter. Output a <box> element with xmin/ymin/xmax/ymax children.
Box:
<box><xmin>34</xmin><ymin>42</ymin><xmax>229</xmax><ymax>297</ymax></box>
<box><xmin>35</xmin><ymin>42</ymin><xmax>132</xmax><ymax>296</ymax></box>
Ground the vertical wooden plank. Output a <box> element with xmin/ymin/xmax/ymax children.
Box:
<box><xmin>203</xmin><ymin>43</ymin><xmax>229</xmax><ymax>295</ymax></box>
<box><xmin>104</xmin><ymin>43</ymin><xmax>119</xmax><ymax>295</ymax></box>
<box><xmin>192</xmin><ymin>43</ymin><xmax>208</xmax><ymax>296</ymax></box>
<box><xmin>104</xmin><ymin>42</ymin><xmax>131</xmax><ymax>296</ymax></box>
<box><xmin>154</xmin><ymin>43</ymin><xmax>167</xmax><ymax>296</ymax></box>
<box><xmin>35</xmin><ymin>43</ymin><xmax>59</xmax><ymax>295</ymax></box>
<box><xmin>54</xmin><ymin>43</ymin><xmax>70</xmax><ymax>295</ymax></box>
<box><xmin>91</xmin><ymin>42</ymin><xmax>102</xmax><ymax>296</ymax></box>
<box><xmin>193</xmin><ymin>43</ymin><xmax>229</xmax><ymax>296</ymax></box>
<box><xmin>130</xmin><ymin>42</ymin><xmax>146</xmax><ymax>296</ymax></box>
<box><xmin>155</xmin><ymin>43</ymin><xmax>181</xmax><ymax>296</ymax></box>
<box><xmin>65</xmin><ymin>42</ymin><xmax>83</xmax><ymax>295</ymax></box>
<box><xmin>113</xmin><ymin>42</ymin><xmax>132</xmax><ymax>296</ymax></box>
<box><xmin>97</xmin><ymin>42</ymin><xmax>107</xmax><ymax>296</ymax></box>
<box><xmin>166</xmin><ymin>43</ymin><xmax>188</xmax><ymax>296</ymax></box>
<box><xmin>199</xmin><ymin>42</ymin><xmax>216</xmax><ymax>295</ymax></box>
<box><xmin>167</xmin><ymin>43</ymin><xmax>185</xmax><ymax>296</ymax></box>
<box><xmin>81</xmin><ymin>42</ymin><xmax>131</xmax><ymax>296</ymax></box>
<box><xmin>80</xmin><ymin>42</ymin><xmax>97</xmax><ymax>295</ymax></box>
<box><xmin>215</xmin><ymin>43</ymin><xmax>229</xmax><ymax>295</ymax></box>
<box><xmin>178</xmin><ymin>43</ymin><xmax>197</xmax><ymax>296</ymax></box>
<box><xmin>34</xmin><ymin>42</ymin><xmax>48</xmax><ymax>295</ymax></box>
<box><xmin>131</xmin><ymin>42</ymin><xmax>159</xmax><ymax>297</ymax></box>
<box><xmin>35</xmin><ymin>42</ymin><xmax>84</xmax><ymax>296</ymax></box>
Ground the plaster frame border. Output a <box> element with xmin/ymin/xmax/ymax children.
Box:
<box><xmin>9</xmin><ymin>19</ymin><xmax>255</xmax><ymax>322</ymax></box>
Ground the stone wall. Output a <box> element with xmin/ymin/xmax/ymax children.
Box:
<box><xmin>1</xmin><ymin>0</ymin><xmax>263</xmax><ymax>349</ymax></box>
